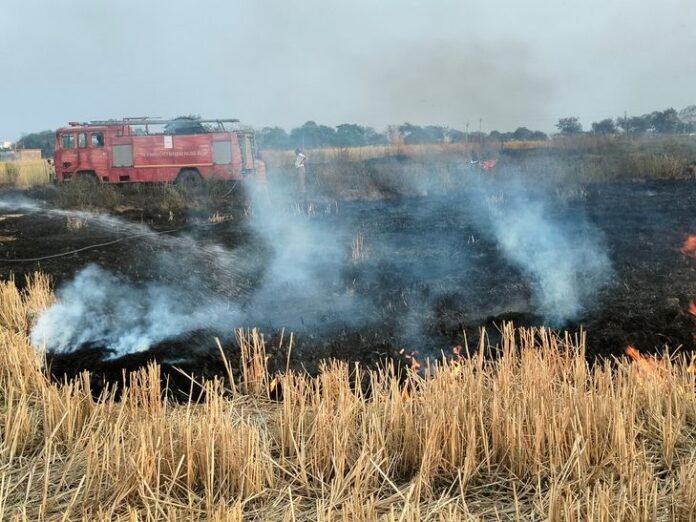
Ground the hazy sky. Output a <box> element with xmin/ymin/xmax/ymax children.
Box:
<box><xmin>2</xmin><ymin>0</ymin><xmax>695</xmax><ymax>139</ymax></box>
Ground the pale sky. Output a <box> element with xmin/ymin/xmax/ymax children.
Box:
<box><xmin>1</xmin><ymin>0</ymin><xmax>695</xmax><ymax>140</ymax></box>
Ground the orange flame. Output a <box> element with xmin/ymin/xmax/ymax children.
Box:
<box><xmin>681</xmin><ymin>236</ymin><xmax>696</xmax><ymax>258</ymax></box>
<box><xmin>689</xmin><ymin>301</ymin><xmax>696</xmax><ymax>317</ymax></box>
<box><xmin>400</xmin><ymin>349</ymin><xmax>421</xmax><ymax>371</ymax></box>
<box><xmin>407</xmin><ymin>354</ymin><xmax>421</xmax><ymax>371</ymax></box>
<box><xmin>625</xmin><ymin>346</ymin><xmax>663</xmax><ymax>377</ymax></box>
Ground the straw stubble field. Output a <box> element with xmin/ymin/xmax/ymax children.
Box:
<box><xmin>1</xmin><ymin>276</ymin><xmax>696</xmax><ymax>520</ymax></box>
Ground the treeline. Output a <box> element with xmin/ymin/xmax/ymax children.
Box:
<box><xmin>557</xmin><ymin>106</ymin><xmax>696</xmax><ymax>136</ymax></box>
<box><xmin>16</xmin><ymin>123</ymin><xmax>550</xmax><ymax>158</ymax></box>
<box><xmin>15</xmin><ymin>130</ymin><xmax>55</xmax><ymax>158</ymax></box>
<box><xmin>260</xmin><ymin>105</ymin><xmax>696</xmax><ymax>150</ymax></box>
<box><xmin>257</xmin><ymin>121</ymin><xmax>549</xmax><ymax>150</ymax></box>
<box><xmin>257</xmin><ymin>122</ymin><xmax>387</xmax><ymax>150</ymax></box>
<box><xmin>13</xmin><ymin>104</ymin><xmax>696</xmax><ymax>158</ymax></box>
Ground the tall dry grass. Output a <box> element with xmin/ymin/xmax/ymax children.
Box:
<box><xmin>262</xmin><ymin>141</ymin><xmax>549</xmax><ymax>168</ymax></box>
<box><xmin>1</xmin><ymin>275</ymin><xmax>696</xmax><ymax>520</ymax></box>
<box><xmin>0</xmin><ymin>161</ymin><xmax>52</xmax><ymax>187</ymax></box>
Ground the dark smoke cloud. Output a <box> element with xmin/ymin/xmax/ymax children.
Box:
<box><xmin>357</xmin><ymin>39</ymin><xmax>557</xmax><ymax>131</ymax></box>
<box><xmin>3</xmin><ymin>1</ymin><xmax>696</xmax><ymax>138</ymax></box>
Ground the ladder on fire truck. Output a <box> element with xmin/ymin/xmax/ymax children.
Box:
<box><xmin>68</xmin><ymin>117</ymin><xmax>244</xmax><ymax>134</ymax></box>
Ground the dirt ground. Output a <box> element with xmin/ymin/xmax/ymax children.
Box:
<box><xmin>2</xmin><ymin>178</ymin><xmax>696</xmax><ymax>392</ymax></box>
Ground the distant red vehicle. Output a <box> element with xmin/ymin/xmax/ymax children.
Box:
<box><xmin>54</xmin><ymin>117</ymin><xmax>266</xmax><ymax>184</ymax></box>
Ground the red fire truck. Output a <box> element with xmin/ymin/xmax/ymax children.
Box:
<box><xmin>53</xmin><ymin>117</ymin><xmax>266</xmax><ymax>184</ymax></box>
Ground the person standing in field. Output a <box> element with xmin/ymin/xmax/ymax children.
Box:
<box><xmin>294</xmin><ymin>148</ymin><xmax>307</xmax><ymax>193</ymax></box>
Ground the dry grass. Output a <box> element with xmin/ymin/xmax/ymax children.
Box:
<box><xmin>66</xmin><ymin>216</ymin><xmax>88</xmax><ymax>231</ymax></box>
<box><xmin>262</xmin><ymin>141</ymin><xmax>549</xmax><ymax>167</ymax></box>
<box><xmin>351</xmin><ymin>231</ymin><xmax>369</xmax><ymax>262</ymax></box>
<box><xmin>262</xmin><ymin>145</ymin><xmax>439</xmax><ymax>168</ymax></box>
<box><xmin>262</xmin><ymin>142</ymin><xmax>536</xmax><ymax>168</ymax></box>
<box><xmin>0</xmin><ymin>161</ymin><xmax>52</xmax><ymax>187</ymax></box>
<box><xmin>54</xmin><ymin>178</ymin><xmax>122</xmax><ymax>209</ymax></box>
<box><xmin>1</xmin><ymin>275</ymin><xmax>696</xmax><ymax>520</ymax></box>
<box><xmin>207</xmin><ymin>212</ymin><xmax>227</xmax><ymax>224</ymax></box>
<box><xmin>501</xmin><ymin>140</ymin><xmax>549</xmax><ymax>151</ymax></box>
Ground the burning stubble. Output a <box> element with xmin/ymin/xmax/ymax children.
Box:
<box><xmin>27</xmin><ymin>180</ymin><xmax>375</xmax><ymax>356</ymax></box>
<box><xmin>30</xmin><ymin>265</ymin><xmax>243</xmax><ymax>354</ymax></box>
<box><xmin>241</xmin><ymin>177</ymin><xmax>375</xmax><ymax>331</ymax></box>
<box><xmin>25</xmin><ymin>169</ymin><xmax>612</xmax><ymax>357</ymax></box>
<box><xmin>461</xmin><ymin>173</ymin><xmax>613</xmax><ymax>323</ymax></box>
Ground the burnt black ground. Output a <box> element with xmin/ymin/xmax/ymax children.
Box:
<box><xmin>2</xmin><ymin>178</ymin><xmax>696</xmax><ymax>390</ymax></box>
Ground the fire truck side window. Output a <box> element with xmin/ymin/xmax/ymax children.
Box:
<box><xmin>61</xmin><ymin>134</ymin><xmax>75</xmax><ymax>149</ymax></box>
<box><xmin>91</xmin><ymin>132</ymin><xmax>104</xmax><ymax>147</ymax></box>
<box><xmin>78</xmin><ymin>133</ymin><xmax>87</xmax><ymax>148</ymax></box>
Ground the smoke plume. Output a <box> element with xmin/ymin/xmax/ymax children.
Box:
<box><xmin>24</xmin><ymin>166</ymin><xmax>612</xmax><ymax>358</ymax></box>
<box><xmin>462</xmin><ymin>173</ymin><xmax>612</xmax><ymax>323</ymax></box>
<box><xmin>31</xmin><ymin>265</ymin><xmax>242</xmax><ymax>354</ymax></box>
<box><xmin>28</xmin><ymin>178</ymin><xmax>372</xmax><ymax>357</ymax></box>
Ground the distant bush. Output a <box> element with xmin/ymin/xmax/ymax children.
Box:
<box><xmin>16</xmin><ymin>130</ymin><xmax>55</xmax><ymax>158</ymax></box>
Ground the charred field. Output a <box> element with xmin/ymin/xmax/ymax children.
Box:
<box><xmin>2</xmin><ymin>174</ymin><xmax>696</xmax><ymax>391</ymax></box>
<box><xmin>4</xmin><ymin>171</ymin><xmax>696</xmax><ymax>519</ymax></box>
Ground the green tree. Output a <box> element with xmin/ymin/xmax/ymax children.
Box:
<box><xmin>679</xmin><ymin>105</ymin><xmax>696</xmax><ymax>132</ymax></box>
<box><xmin>591</xmin><ymin>118</ymin><xmax>617</xmax><ymax>135</ymax></box>
<box><xmin>363</xmin><ymin>127</ymin><xmax>388</xmax><ymax>146</ymax></box>
<box><xmin>333</xmin><ymin>124</ymin><xmax>388</xmax><ymax>147</ymax></box>
<box><xmin>424</xmin><ymin>125</ymin><xmax>446</xmax><ymax>143</ymax></box>
<box><xmin>631</xmin><ymin>116</ymin><xmax>651</xmax><ymax>134</ymax></box>
<box><xmin>398</xmin><ymin>123</ymin><xmax>447</xmax><ymax>144</ymax></box>
<box><xmin>16</xmin><ymin>130</ymin><xmax>56</xmax><ymax>158</ymax></box>
<box><xmin>335</xmin><ymin>124</ymin><xmax>367</xmax><ymax>147</ymax></box>
<box><xmin>616</xmin><ymin>115</ymin><xmax>630</xmax><ymax>134</ymax></box>
<box><xmin>258</xmin><ymin>127</ymin><xmax>291</xmax><ymax>149</ymax></box>
<box><xmin>447</xmin><ymin>128</ymin><xmax>468</xmax><ymax>142</ymax></box>
<box><xmin>511</xmin><ymin>127</ymin><xmax>535</xmax><ymax>140</ymax></box>
<box><xmin>290</xmin><ymin>121</ymin><xmax>336</xmax><ymax>149</ymax></box>
<box><xmin>555</xmin><ymin>117</ymin><xmax>583</xmax><ymax>135</ymax></box>
<box><xmin>397</xmin><ymin>123</ymin><xmax>428</xmax><ymax>144</ymax></box>
<box><xmin>649</xmin><ymin>108</ymin><xmax>681</xmax><ymax>134</ymax></box>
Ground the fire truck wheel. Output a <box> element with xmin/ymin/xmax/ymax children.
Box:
<box><xmin>175</xmin><ymin>169</ymin><xmax>203</xmax><ymax>186</ymax></box>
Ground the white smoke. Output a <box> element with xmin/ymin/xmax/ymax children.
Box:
<box><xmin>22</xmin><ymin>166</ymin><xmax>612</xmax><ymax>358</ymax></box>
<box><xmin>30</xmin><ymin>265</ymin><xmax>242</xmax><ymax>355</ymax></box>
<box><xmin>26</xmin><ymin>177</ymin><xmax>370</xmax><ymax>357</ymax></box>
<box><xmin>463</xmin><ymin>174</ymin><xmax>612</xmax><ymax>323</ymax></box>
<box><xmin>0</xmin><ymin>193</ymin><xmax>155</xmax><ymax>236</ymax></box>
<box><xmin>242</xmin><ymin>177</ymin><xmax>372</xmax><ymax>330</ymax></box>
<box><xmin>0</xmin><ymin>195</ymin><xmax>43</xmax><ymax>212</ymax></box>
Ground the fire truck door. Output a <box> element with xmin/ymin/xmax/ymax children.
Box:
<box><xmin>59</xmin><ymin>133</ymin><xmax>78</xmax><ymax>171</ymax></box>
<box><xmin>87</xmin><ymin>131</ymin><xmax>108</xmax><ymax>172</ymax></box>
<box><xmin>76</xmin><ymin>132</ymin><xmax>88</xmax><ymax>167</ymax></box>
<box><xmin>77</xmin><ymin>132</ymin><xmax>107</xmax><ymax>170</ymax></box>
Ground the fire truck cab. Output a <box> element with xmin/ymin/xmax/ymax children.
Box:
<box><xmin>54</xmin><ymin>117</ymin><xmax>266</xmax><ymax>184</ymax></box>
